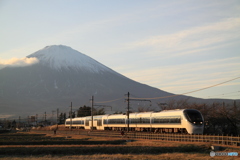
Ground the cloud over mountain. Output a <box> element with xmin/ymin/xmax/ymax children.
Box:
<box><xmin>0</xmin><ymin>57</ymin><xmax>39</xmax><ymax>69</ymax></box>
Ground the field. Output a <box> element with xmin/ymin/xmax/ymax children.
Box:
<box><xmin>0</xmin><ymin>130</ymin><xmax>239</xmax><ymax>160</ymax></box>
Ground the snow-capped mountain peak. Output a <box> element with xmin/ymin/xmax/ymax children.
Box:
<box><xmin>27</xmin><ymin>45</ymin><xmax>111</xmax><ymax>73</ymax></box>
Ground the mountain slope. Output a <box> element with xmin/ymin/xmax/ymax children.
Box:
<box><xmin>0</xmin><ymin>45</ymin><xmax>232</xmax><ymax>118</ymax></box>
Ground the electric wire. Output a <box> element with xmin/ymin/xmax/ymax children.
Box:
<box><xmin>220</xmin><ymin>94</ymin><xmax>240</xmax><ymax>98</ymax></box>
<box><xmin>129</xmin><ymin>76</ymin><xmax>240</xmax><ymax>100</ymax></box>
<box><xmin>95</xmin><ymin>97</ymin><xmax>124</xmax><ymax>104</ymax></box>
<box><xmin>206</xmin><ymin>91</ymin><xmax>240</xmax><ymax>98</ymax></box>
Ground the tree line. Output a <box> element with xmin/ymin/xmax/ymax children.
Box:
<box><xmin>58</xmin><ymin>105</ymin><xmax>105</xmax><ymax>124</ymax></box>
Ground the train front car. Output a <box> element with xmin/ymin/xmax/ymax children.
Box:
<box><xmin>183</xmin><ymin>109</ymin><xmax>204</xmax><ymax>134</ymax></box>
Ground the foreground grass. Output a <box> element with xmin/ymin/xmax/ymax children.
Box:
<box><xmin>0</xmin><ymin>153</ymin><xmax>239</xmax><ymax>160</ymax></box>
<box><xmin>0</xmin><ymin>132</ymin><xmax>239</xmax><ymax>160</ymax></box>
<box><xmin>0</xmin><ymin>144</ymin><xmax>208</xmax><ymax>155</ymax></box>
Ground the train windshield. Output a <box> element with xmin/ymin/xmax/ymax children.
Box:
<box><xmin>184</xmin><ymin>109</ymin><xmax>203</xmax><ymax>125</ymax></box>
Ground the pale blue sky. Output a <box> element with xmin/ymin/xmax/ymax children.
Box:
<box><xmin>0</xmin><ymin>0</ymin><xmax>240</xmax><ymax>100</ymax></box>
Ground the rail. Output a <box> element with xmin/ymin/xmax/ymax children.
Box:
<box><xmin>31</xmin><ymin>130</ymin><xmax>240</xmax><ymax>146</ymax></box>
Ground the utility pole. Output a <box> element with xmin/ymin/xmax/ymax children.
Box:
<box><xmin>52</xmin><ymin>110</ymin><xmax>55</xmax><ymax>124</ymax></box>
<box><xmin>70</xmin><ymin>102</ymin><xmax>72</xmax><ymax>131</ymax></box>
<box><xmin>57</xmin><ymin>108</ymin><xmax>59</xmax><ymax>124</ymax></box>
<box><xmin>91</xmin><ymin>96</ymin><xmax>94</xmax><ymax>131</ymax></box>
<box><xmin>4</xmin><ymin>118</ymin><xmax>6</xmax><ymax>129</ymax></box>
<box><xmin>125</xmin><ymin>92</ymin><xmax>152</xmax><ymax>132</ymax></box>
<box><xmin>44</xmin><ymin>112</ymin><xmax>46</xmax><ymax>125</ymax></box>
<box><xmin>36</xmin><ymin>114</ymin><xmax>38</xmax><ymax>126</ymax></box>
<box><xmin>127</xmin><ymin>92</ymin><xmax>130</xmax><ymax>132</ymax></box>
<box><xmin>18</xmin><ymin>116</ymin><xmax>21</xmax><ymax>128</ymax></box>
<box><xmin>27</xmin><ymin>116</ymin><xmax>29</xmax><ymax>126</ymax></box>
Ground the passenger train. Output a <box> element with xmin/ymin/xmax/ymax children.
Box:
<box><xmin>65</xmin><ymin>109</ymin><xmax>204</xmax><ymax>134</ymax></box>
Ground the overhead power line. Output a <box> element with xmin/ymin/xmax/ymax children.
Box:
<box><xmin>95</xmin><ymin>97</ymin><xmax>124</xmax><ymax>104</ymax></box>
<box><xmin>220</xmin><ymin>94</ymin><xmax>240</xmax><ymax>98</ymax></box>
<box><xmin>129</xmin><ymin>76</ymin><xmax>240</xmax><ymax>100</ymax></box>
<box><xmin>206</xmin><ymin>91</ymin><xmax>240</xmax><ymax>98</ymax></box>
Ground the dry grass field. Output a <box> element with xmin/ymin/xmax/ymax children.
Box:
<box><xmin>0</xmin><ymin>129</ymin><xmax>239</xmax><ymax>160</ymax></box>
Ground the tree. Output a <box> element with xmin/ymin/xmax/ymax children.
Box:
<box><xmin>77</xmin><ymin>105</ymin><xmax>91</xmax><ymax>117</ymax></box>
<box><xmin>11</xmin><ymin>120</ymin><xmax>16</xmax><ymax>129</ymax></box>
<box><xmin>138</xmin><ymin>106</ymin><xmax>152</xmax><ymax>112</ymax></box>
<box><xmin>113</xmin><ymin>111</ymin><xmax>123</xmax><ymax>114</ymax></box>
<box><xmin>94</xmin><ymin>108</ymin><xmax>105</xmax><ymax>115</ymax></box>
<box><xmin>59</xmin><ymin>113</ymin><xmax>66</xmax><ymax>124</ymax></box>
<box><xmin>77</xmin><ymin>105</ymin><xmax>105</xmax><ymax>117</ymax></box>
<box><xmin>68</xmin><ymin>111</ymin><xmax>75</xmax><ymax>118</ymax></box>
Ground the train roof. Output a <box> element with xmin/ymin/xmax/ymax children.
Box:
<box><xmin>66</xmin><ymin>109</ymin><xmax>200</xmax><ymax>120</ymax></box>
<box><xmin>160</xmin><ymin>109</ymin><xmax>185</xmax><ymax>112</ymax></box>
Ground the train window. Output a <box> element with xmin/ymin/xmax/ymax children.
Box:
<box><xmin>152</xmin><ymin>116</ymin><xmax>181</xmax><ymax>124</ymax></box>
<box><xmin>184</xmin><ymin>110</ymin><xmax>203</xmax><ymax>125</ymax></box>
<box><xmin>130</xmin><ymin>118</ymin><xmax>137</xmax><ymax>124</ymax></box>
<box><xmin>97</xmin><ymin>120</ymin><xmax>102</xmax><ymax>126</ymax></box>
<box><xmin>169</xmin><ymin>118</ymin><xmax>181</xmax><ymax>123</ymax></box>
<box><xmin>104</xmin><ymin>119</ymin><xmax>108</xmax><ymax>124</ymax></box>
<box><xmin>130</xmin><ymin>118</ymin><xmax>150</xmax><ymax>124</ymax></box>
<box><xmin>108</xmin><ymin>119</ymin><xmax>113</xmax><ymax>124</ymax></box>
<box><xmin>73</xmin><ymin>120</ymin><xmax>78</xmax><ymax>124</ymax></box>
<box><xmin>67</xmin><ymin>120</ymin><xmax>84</xmax><ymax>125</ymax></box>
<box><xmin>80</xmin><ymin>120</ymin><xmax>84</xmax><ymax>124</ymax></box>
<box><xmin>142</xmin><ymin>118</ymin><xmax>150</xmax><ymax>123</ymax></box>
<box><xmin>66</xmin><ymin>121</ymin><xmax>70</xmax><ymax>125</ymax></box>
<box><xmin>108</xmin><ymin>119</ymin><xmax>125</xmax><ymax>124</ymax></box>
<box><xmin>66</xmin><ymin>120</ymin><xmax>84</xmax><ymax>125</ymax></box>
<box><xmin>85</xmin><ymin>120</ymin><xmax>89</xmax><ymax>126</ymax></box>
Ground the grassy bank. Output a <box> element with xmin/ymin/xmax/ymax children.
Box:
<box><xmin>0</xmin><ymin>132</ymin><xmax>239</xmax><ymax>160</ymax></box>
<box><xmin>0</xmin><ymin>144</ymin><xmax>208</xmax><ymax>155</ymax></box>
<box><xmin>0</xmin><ymin>133</ymin><xmax>124</xmax><ymax>145</ymax></box>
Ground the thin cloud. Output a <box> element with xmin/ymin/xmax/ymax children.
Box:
<box><xmin>0</xmin><ymin>57</ymin><xmax>39</xmax><ymax>69</ymax></box>
<box><xmin>129</xmin><ymin>17</ymin><xmax>240</xmax><ymax>56</ymax></box>
<box><xmin>0</xmin><ymin>114</ymin><xmax>14</xmax><ymax>118</ymax></box>
<box><xmin>122</xmin><ymin>56</ymin><xmax>240</xmax><ymax>94</ymax></box>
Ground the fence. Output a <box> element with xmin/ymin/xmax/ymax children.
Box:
<box><xmin>32</xmin><ymin>130</ymin><xmax>240</xmax><ymax>146</ymax></box>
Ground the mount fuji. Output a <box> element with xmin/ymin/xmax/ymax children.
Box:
<box><xmin>27</xmin><ymin>45</ymin><xmax>115</xmax><ymax>73</ymax></box>
<box><xmin>0</xmin><ymin>45</ymin><xmax>219</xmax><ymax>118</ymax></box>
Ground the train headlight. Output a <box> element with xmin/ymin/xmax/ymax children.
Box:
<box><xmin>193</xmin><ymin>122</ymin><xmax>196</xmax><ymax>124</ymax></box>
<box><xmin>200</xmin><ymin>122</ymin><xmax>202</xmax><ymax>124</ymax></box>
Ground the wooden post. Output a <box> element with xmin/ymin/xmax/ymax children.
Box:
<box><xmin>91</xmin><ymin>96</ymin><xmax>94</xmax><ymax>131</ymax></box>
<box><xmin>127</xmin><ymin>92</ymin><xmax>130</xmax><ymax>132</ymax></box>
<box><xmin>70</xmin><ymin>102</ymin><xmax>72</xmax><ymax>131</ymax></box>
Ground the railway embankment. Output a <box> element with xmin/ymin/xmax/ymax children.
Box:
<box><xmin>32</xmin><ymin>126</ymin><xmax>240</xmax><ymax>147</ymax></box>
